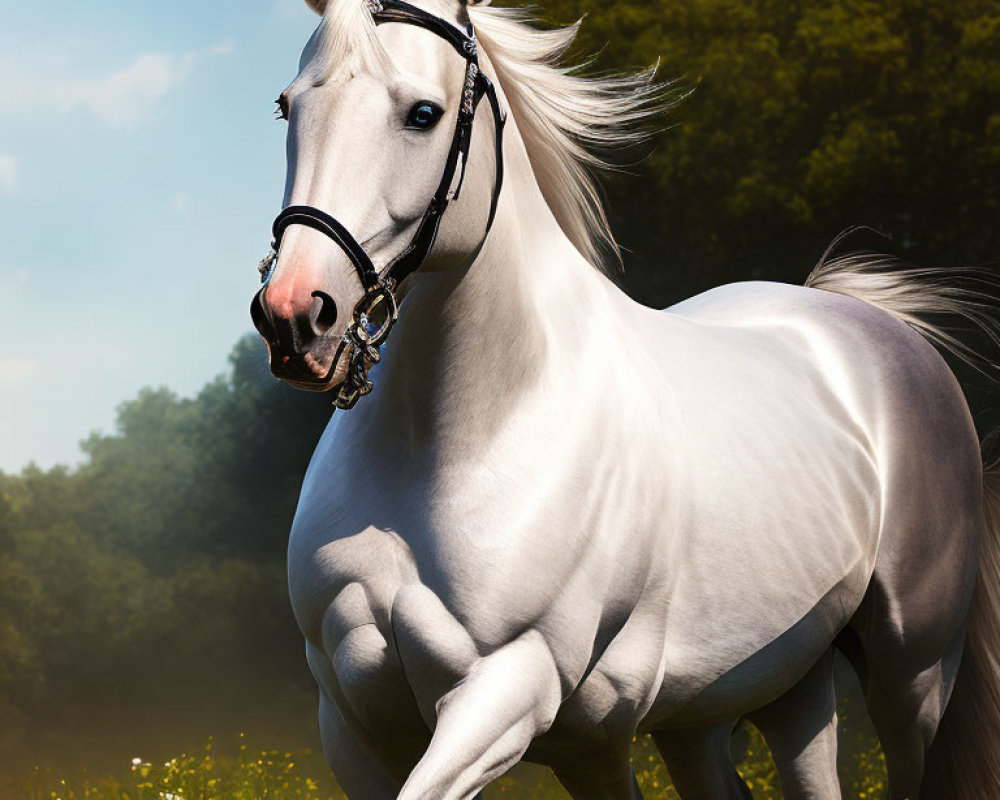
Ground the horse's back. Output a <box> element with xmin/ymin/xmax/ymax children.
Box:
<box><xmin>666</xmin><ymin>279</ymin><xmax>983</xmax><ymax>564</ymax></box>
<box><xmin>667</xmin><ymin>280</ymin><xmax>978</xmax><ymax>456</ymax></box>
<box><xmin>637</xmin><ymin>279</ymin><xmax>983</xmax><ymax>725</ymax></box>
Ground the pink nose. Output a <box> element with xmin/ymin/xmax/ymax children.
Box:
<box><xmin>264</xmin><ymin>258</ymin><xmax>322</xmax><ymax>321</ymax></box>
<box><xmin>251</xmin><ymin>261</ymin><xmax>340</xmax><ymax>354</ymax></box>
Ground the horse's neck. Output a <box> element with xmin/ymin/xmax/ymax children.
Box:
<box><xmin>373</xmin><ymin>130</ymin><xmax>614</xmax><ymax>450</ymax></box>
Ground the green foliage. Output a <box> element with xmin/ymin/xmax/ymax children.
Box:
<box><xmin>30</xmin><ymin>723</ymin><xmax>887</xmax><ymax>800</ymax></box>
<box><xmin>0</xmin><ymin>336</ymin><xmax>329</xmax><ymax>775</ymax></box>
<box><xmin>27</xmin><ymin>738</ymin><xmax>343</xmax><ymax>800</ymax></box>
<box><xmin>534</xmin><ymin>0</ymin><xmax>1000</xmax><ymax>305</ymax></box>
<box><xmin>72</xmin><ymin>336</ymin><xmax>332</xmax><ymax>560</ymax></box>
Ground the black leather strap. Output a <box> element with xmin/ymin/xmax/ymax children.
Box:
<box><xmin>273</xmin><ymin>205</ymin><xmax>380</xmax><ymax>288</ymax></box>
<box><xmin>480</xmin><ymin>75</ymin><xmax>506</xmax><ymax>232</ymax></box>
<box><xmin>381</xmin><ymin>65</ymin><xmax>505</xmax><ymax>285</ymax></box>
<box><xmin>374</xmin><ymin>0</ymin><xmax>475</xmax><ymax>59</ymax></box>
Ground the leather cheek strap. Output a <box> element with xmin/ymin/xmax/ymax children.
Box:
<box><xmin>381</xmin><ymin>67</ymin><xmax>506</xmax><ymax>286</ymax></box>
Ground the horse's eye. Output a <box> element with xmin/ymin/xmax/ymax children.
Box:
<box><xmin>405</xmin><ymin>101</ymin><xmax>444</xmax><ymax>131</ymax></box>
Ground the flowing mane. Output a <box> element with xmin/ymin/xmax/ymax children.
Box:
<box><xmin>308</xmin><ymin>0</ymin><xmax>669</xmax><ymax>270</ymax></box>
<box><xmin>468</xmin><ymin>6</ymin><xmax>667</xmax><ymax>269</ymax></box>
<box><xmin>306</xmin><ymin>0</ymin><xmax>397</xmax><ymax>82</ymax></box>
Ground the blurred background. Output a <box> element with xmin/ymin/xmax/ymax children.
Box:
<box><xmin>1</xmin><ymin>0</ymin><xmax>997</xmax><ymax>797</ymax></box>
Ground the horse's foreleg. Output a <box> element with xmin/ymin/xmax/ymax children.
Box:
<box><xmin>395</xmin><ymin>628</ymin><xmax>562</xmax><ymax>800</ymax></box>
<box><xmin>307</xmin><ymin>636</ymin><xmax>429</xmax><ymax>799</ymax></box>
<box><xmin>652</xmin><ymin>722</ymin><xmax>752</xmax><ymax>800</ymax></box>
<box><xmin>317</xmin><ymin>690</ymin><xmax>406</xmax><ymax>800</ymax></box>
<box><xmin>552</xmin><ymin>759</ymin><xmax>645</xmax><ymax>800</ymax></box>
<box><xmin>746</xmin><ymin>649</ymin><xmax>840</xmax><ymax>799</ymax></box>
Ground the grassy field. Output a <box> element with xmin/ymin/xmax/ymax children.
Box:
<box><xmin>25</xmin><ymin>695</ymin><xmax>887</xmax><ymax>800</ymax></box>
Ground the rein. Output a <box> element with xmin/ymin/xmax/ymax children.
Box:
<box><xmin>254</xmin><ymin>0</ymin><xmax>506</xmax><ymax>409</ymax></box>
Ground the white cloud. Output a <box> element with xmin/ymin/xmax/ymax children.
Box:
<box><xmin>83</xmin><ymin>52</ymin><xmax>197</xmax><ymax>128</ymax></box>
<box><xmin>0</xmin><ymin>44</ymin><xmax>232</xmax><ymax>129</ymax></box>
<box><xmin>0</xmin><ymin>357</ymin><xmax>42</xmax><ymax>385</ymax></box>
<box><xmin>207</xmin><ymin>40</ymin><xmax>236</xmax><ymax>56</ymax></box>
<box><xmin>0</xmin><ymin>154</ymin><xmax>16</xmax><ymax>192</ymax></box>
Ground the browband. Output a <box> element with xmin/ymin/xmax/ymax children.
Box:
<box><xmin>373</xmin><ymin>0</ymin><xmax>475</xmax><ymax>59</ymax></box>
<box><xmin>267</xmin><ymin>0</ymin><xmax>506</xmax><ymax>292</ymax></box>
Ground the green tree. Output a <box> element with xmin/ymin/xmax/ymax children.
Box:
<box><xmin>537</xmin><ymin>0</ymin><xmax>1000</xmax><ymax>304</ymax></box>
<box><xmin>0</xmin><ymin>337</ymin><xmax>328</xmax><ymax>775</ymax></box>
<box><xmin>71</xmin><ymin>336</ymin><xmax>331</xmax><ymax>561</ymax></box>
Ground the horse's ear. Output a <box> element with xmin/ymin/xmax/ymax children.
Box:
<box><xmin>304</xmin><ymin>0</ymin><xmax>328</xmax><ymax>14</ymax></box>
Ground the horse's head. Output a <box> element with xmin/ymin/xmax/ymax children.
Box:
<box><xmin>251</xmin><ymin>0</ymin><xmax>503</xmax><ymax>401</ymax></box>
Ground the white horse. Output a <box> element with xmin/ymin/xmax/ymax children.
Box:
<box><xmin>250</xmin><ymin>0</ymin><xmax>1000</xmax><ymax>797</ymax></box>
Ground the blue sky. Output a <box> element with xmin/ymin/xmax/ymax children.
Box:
<box><xmin>0</xmin><ymin>0</ymin><xmax>320</xmax><ymax>471</ymax></box>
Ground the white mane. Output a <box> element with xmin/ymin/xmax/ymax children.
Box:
<box><xmin>306</xmin><ymin>0</ymin><xmax>397</xmax><ymax>83</ymax></box>
<box><xmin>310</xmin><ymin>0</ymin><xmax>670</xmax><ymax>270</ymax></box>
<box><xmin>468</xmin><ymin>6</ymin><xmax>667</xmax><ymax>269</ymax></box>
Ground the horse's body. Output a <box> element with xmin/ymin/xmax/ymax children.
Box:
<box><xmin>254</xmin><ymin>1</ymin><xmax>1000</xmax><ymax>797</ymax></box>
<box><xmin>289</xmin><ymin>262</ymin><xmax>988</xmax><ymax>799</ymax></box>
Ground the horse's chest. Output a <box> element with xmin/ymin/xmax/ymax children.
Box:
<box><xmin>289</xmin><ymin>516</ymin><xmax>464</xmax><ymax>738</ymax></box>
<box><xmin>289</xmin><ymin>463</ymin><xmax>659</xmax><ymax>740</ymax></box>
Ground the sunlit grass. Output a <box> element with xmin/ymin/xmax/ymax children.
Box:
<box><xmin>624</xmin><ymin>707</ymin><xmax>887</xmax><ymax>800</ymax></box>
<box><xmin>30</xmin><ymin>701</ymin><xmax>886</xmax><ymax>800</ymax></box>
<box><xmin>26</xmin><ymin>735</ymin><xmax>345</xmax><ymax>800</ymax></box>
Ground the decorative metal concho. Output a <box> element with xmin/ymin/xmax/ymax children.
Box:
<box><xmin>257</xmin><ymin>249</ymin><xmax>398</xmax><ymax>410</ymax></box>
<box><xmin>258</xmin><ymin>248</ymin><xmax>278</xmax><ymax>283</ymax></box>
<box><xmin>333</xmin><ymin>281</ymin><xmax>399</xmax><ymax>410</ymax></box>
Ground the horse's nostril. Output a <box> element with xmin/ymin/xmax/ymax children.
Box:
<box><xmin>312</xmin><ymin>291</ymin><xmax>338</xmax><ymax>334</ymax></box>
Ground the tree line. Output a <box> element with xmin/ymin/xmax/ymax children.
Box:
<box><xmin>0</xmin><ymin>337</ymin><xmax>331</xmax><ymax>776</ymax></box>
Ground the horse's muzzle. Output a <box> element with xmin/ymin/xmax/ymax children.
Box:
<box><xmin>250</xmin><ymin>287</ymin><xmax>347</xmax><ymax>390</ymax></box>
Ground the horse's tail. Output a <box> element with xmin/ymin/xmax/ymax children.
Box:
<box><xmin>804</xmin><ymin>240</ymin><xmax>1000</xmax><ymax>798</ymax></box>
<box><xmin>804</xmin><ymin>246</ymin><xmax>1000</xmax><ymax>380</ymax></box>
<box><xmin>918</xmin><ymin>458</ymin><xmax>1000</xmax><ymax>799</ymax></box>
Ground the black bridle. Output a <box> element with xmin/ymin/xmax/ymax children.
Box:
<box><xmin>254</xmin><ymin>0</ymin><xmax>506</xmax><ymax>409</ymax></box>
